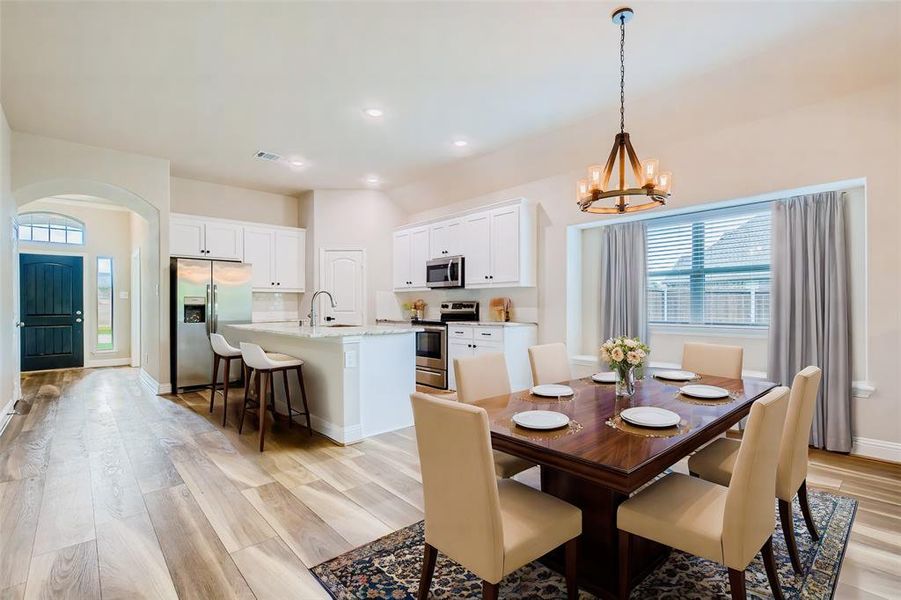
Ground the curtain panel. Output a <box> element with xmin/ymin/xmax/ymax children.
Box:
<box><xmin>768</xmin><ymin>191</ymin><xmax>852</xmax><ymax>452</ymax></box>
<box><xmin>599</xmin><ymin>221</ymin><xmax>648</xmax><ymax>345</ymax></box>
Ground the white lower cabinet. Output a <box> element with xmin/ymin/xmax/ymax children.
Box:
<box><xmin>446</xmin><ymin>324</ymin><xmax>537</xmax><ymax>392</ymax></box>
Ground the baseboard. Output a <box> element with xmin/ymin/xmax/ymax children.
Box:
<box><xmin>310</xmin><ymin>414</ymin><xmax>361</xmax><ymax>445</ymax></box>
<box><xmin>139</xmin><ymin>369</ymin><xmax>173</xmax><ymax>396</ymax></box>
<box><xmin>85</xmin><ymin>357</ymin><xmax>132</xmax><ymax>368</ymax></box>
<box><xmin>852</xmin><ymin>437</ymin><xmax>901</xmax><ymax>464</ymax></box>
<box><xmin>0</xmin><ymin>396</ymin><xmax>18</xmax><ymax>437</ymax></box>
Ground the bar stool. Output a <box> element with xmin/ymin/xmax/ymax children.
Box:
<box><xmin>239</xmin><ymin>342</ymin><xmax>313</xmax><ymax>452</ymax></box>
<box><xmin>209</xmin><ymin>333</ymin><xmax>244</xmax><ymax>426</ymax></box>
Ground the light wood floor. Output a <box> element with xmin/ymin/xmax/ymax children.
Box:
<box><xmin>0</xmin><ymin>367</ymin><xmax>898</xmax><ymax>599</ymax></box>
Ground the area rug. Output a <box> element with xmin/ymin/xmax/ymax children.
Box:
<box><xmin>311</xmin><ymin>489</ymin><xmax>856</xmax><ymax>599</ymax></box>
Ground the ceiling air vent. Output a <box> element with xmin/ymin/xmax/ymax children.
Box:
<box><xmin>254</xmin><ymin>150</ymin><xmax>282</xmax><ymax>162</ymax></box>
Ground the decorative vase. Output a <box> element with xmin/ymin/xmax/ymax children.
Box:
<box><xmin>615</xmin><ymin>365</ymin><xmax>636</xmax><ymax>397</ymax></box>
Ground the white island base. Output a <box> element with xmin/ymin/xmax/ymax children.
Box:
<box><xmin>223</xmin><ymin>322</ymin><xmax>419</xmax><ymax>444</ymax></box>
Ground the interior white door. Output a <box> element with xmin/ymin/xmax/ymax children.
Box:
<box><xmin>462</xmin><ymin>212</ymin><xmax>491</xmax><ymax>286</ymax></box>
<box><xmin>320</xmin><ymin>249</ymin><xmax>365</xmax><ymax>325</ymax></box>
<box><xmin>409</xmin><ymin>227</ymin><xmax>430</xmax><ymax>288</ymax></box>
<box><xmin>204</xmin><ymin>221</ymin><xmax>244</xmax><ymax>260</ymax></box>
<box><xmin>10</xmin><ymin>218</ymin><xmax>21</xmax><ymax>402</ymax></box>
<box><xmin>393</xmin><ymin>231</ymin><xmax>411</xmax><ymax>289</ymax></box>
<box><xmin>243</xmin><ymin>227</ymin><xmax>275</xmax><ymax>289</ymax></box>
<box><xmin>489</xmin><ymin>205</ymin><xmax>520</xmax><ymax>284</ymax></box>
<box><xmin>170</xmin><ymin>216</ymin><xmax>205</xmax><ymax>257</ymax></box>
<box><xmin>274</xmin><ymin>230</ymin><xmax>305</xmax><ymax>291</ymax></box>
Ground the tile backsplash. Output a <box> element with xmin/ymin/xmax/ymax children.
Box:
<box><xmin>252</xmin><ymin>292</ymin><xmax>302</xmax><ymax>322</ymax></box>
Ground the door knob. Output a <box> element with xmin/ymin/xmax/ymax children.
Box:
<box><xmin>75</xmin><ymin>310</ymin><xmax>82</xmax><ymax>315</ymax></box>
<box><xmin>75</xmin><ymin>318</ymin><xmax>83</xmax><ymax>323</ymax></box>
<box><xmin>16</xmin><ymin>322</ymin><xmax>24</xmax><ymax>328</ymax></box>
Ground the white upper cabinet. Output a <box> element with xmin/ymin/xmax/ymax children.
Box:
<box><xmin>462</xmin><ymin>212</ymin><xmax>491</xmax><ymax>285</ymax></box>
<box><xmin>170</xmin><ymin>216</ymin><xmax>206</xmax><ymax>257</ymax></box>
<box><xmin>274</xmin><ymin>229</ymin><xmax>305</xmax><ymax>292</ymax></box>
<box><xmin>429</xmin><ymin>219</ymin><xmax>462</xmax><ymax>259</ymax></box>
<box><xmin>170</xmin><ymin>215</ymin><xmax>243</xmax><ymax>260</ymax></box>
<box><xmin>487</xmin><ymin>205</ymin><xmax>520</xmax><ymax>285</ymax></box>
<box><xmin>204</xmin><ymin>221</ymin><xmax>244</xmax><ymax>260</ymax></box>
<box><xmin>393</xmin><ymin>226</ymin><xmax>431</xmax><ymax>290</ymax></box>
<box><xmin>243</xmin><ymin>227</ymin><xmax>275</xmax><ymax>289</ymax></box>
<box><xmin>393</xmin><ymin>231</ymin><xmax>413</xmax><ymax>289</ymax></box>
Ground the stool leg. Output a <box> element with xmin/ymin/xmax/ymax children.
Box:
<box><xmin>209</xmin><ymin>354</ymin><xmax>220</xmax><ymax>413</ymax></box>
<box><xmin>221</xmin><ymin>358</ymin><xmax>231</xmax><ymax>427</ymax></box>
<box><xmin>268</xmin><ymin>371</ymin><xmax>277</xmax><ymax>419</ymax></box>
<box><xmin>282</xmin><ymin>369</ymin><xmax>293</xmax><ymax>428</ymax></box>
<box><xmin>297</xmin><ymin>365</ymin><xmax>312</xmax><ymax>436</ymax></box>
<box><xmin>238</xmin><ymin>368</ymin><xmax>253</xmax><ymax>434</ymax></box>
<box><xmin>259</xmin><ymin>370</ymin><xmax>270</xmax><ymax>452</ymax></box>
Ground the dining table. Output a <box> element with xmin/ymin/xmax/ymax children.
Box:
<box><xmin>473</xmin><ymin>371</ymin><xmax>777</xmax><ymax>599</ymax></box>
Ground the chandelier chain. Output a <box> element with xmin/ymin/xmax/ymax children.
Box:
<box><xmin>619</xmin><ymin>14</ymin><xmax>625</xmax><ymax>135</ymax></box>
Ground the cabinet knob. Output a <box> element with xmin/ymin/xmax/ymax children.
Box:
<box><xmin>484</xmin><ymin>275</ymin><xmax>488</xmax><ymax>280</ymax></box>
<box><xmin>271</xmin><ymin>282</ymin><xmax>275</xmax><ymax>286</ymax></box>
<box><xmin>276</xmin><ymin>282</ymin><xmax>280</xmax><ymax>286</ymax></box>
<box><xmin>489</xmin><ymin>275</ymin><xmax>493</xmax><ymax>279</ymax></box>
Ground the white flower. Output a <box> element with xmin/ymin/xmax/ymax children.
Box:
<box><xmin>611</xmin><ymin>347</ymin><xmax>625</xmax><ymax>362</ymax></box>
<box><xmin>602</xmin><ymin>340</ymin><xmax>614</xmax><ymax>351</ymax></box>
<box><xmin>626</xmin><ymin>351</ymin><xmax>641</xmax><ymax>365</ymax></box>
<box><xmin>600</xmin><ymin>348</ymin><xmax>611</xmax><ymax>362</ymax></box>
<box><xmin>637</xmin><ymin>349</ymin><xmax>646</xmax><ymax>358</ymax></box>
<box><xmin>625</xmin><ymin>338</ymin><xmax>638</xmax><ymax>348</ymax></box>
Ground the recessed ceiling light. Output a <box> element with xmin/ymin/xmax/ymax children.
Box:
<box><xmin>365</xmin><ymin>175</ymin><xmax>380</xmax><ymax>185</ymax></box>
<box><xmin>363</xmin><ymin>108</ymin><xmax>384</xmax><ymax>118</ymax></box>
<box><xmin>288</xmin><ymin>159</ymin><xmax>305</xmax><ymax>168</ymax></box>
<box><xmin>453</xmin><ymin>139</ymin><xmax>469</xmax><ymax>148</ymax></box>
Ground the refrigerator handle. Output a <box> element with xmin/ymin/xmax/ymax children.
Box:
<box><xmin>205</xmin><ymin>284</ymin><xmax>212</xmax><ymax>337</ymax></box>
<box><xmin>212</xmin><ymin>284</ymin><xmax>219</xmax><ymax>332</ymax></box>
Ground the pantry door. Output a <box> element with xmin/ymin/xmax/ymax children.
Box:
<box><xmin>319</xmin><ymin>249</ymin><xmax>365</xmax><ymax>326</ymax></box>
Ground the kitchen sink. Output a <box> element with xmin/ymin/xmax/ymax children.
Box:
<box><xmin>324</xmin><ymin>324</ymin><xmax>358</xmax><ymax>328</ymax></box>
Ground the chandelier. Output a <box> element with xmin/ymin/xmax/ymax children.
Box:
<box><xmin>577</xmin><ymin>7</ymin><xmax>671</xmax><ymax>215</ymax></box>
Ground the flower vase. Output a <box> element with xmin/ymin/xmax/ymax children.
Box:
<box><xmin>615</xmin><ymin>365</ymin><xmax>636</xmax><ymax>397</ymax></box>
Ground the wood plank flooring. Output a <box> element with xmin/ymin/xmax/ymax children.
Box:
<box><xmin>0</xmin><ymin>367</ymin><xmax>897</xmax><ymax>599</ymax></box>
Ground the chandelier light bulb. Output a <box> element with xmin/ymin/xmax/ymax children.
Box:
<box><xmin>588</xmin><ymin>165</ymin><xmax>604</xmax><ymax>190</ymax></box>
<box><xmin>657</xmin><ymin>172</ymin><xmax>672</xmax><ymax>194</ymax></box>
<box><xmin>641</xmin><ymin>159</ymin><xmax>659</xmax><ymax>186</ymax></box>
<box><xmin>577</xmin><ymin>179</ymin><xmax>590</xmax><ymax>200</ymax></box>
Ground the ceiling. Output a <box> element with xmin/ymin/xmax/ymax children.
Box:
<box><xmin>0</xmin><ymin>1</ymin><xmax>866</xmax><ymax>195</ymax></box>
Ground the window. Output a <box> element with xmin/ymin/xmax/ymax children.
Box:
<box><xmin>97</xmin><ymin>257</ymin><xmax>114</xmax><ymax>351</ymax></box>
<box><xmin>646</xmin><ymin>205</ymin><xmax>771</xmax><ymax>327</ymax></box>
<box><xmin>18</xmin><ymin>212</ymin><xmax>85</xmax><ymax>245</ymax></box>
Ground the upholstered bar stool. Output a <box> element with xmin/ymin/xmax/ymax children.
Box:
<box><xmin>682</xmin><ymin>342</ymin><xmax>744</xmax><ymax>379</ymax></box>
<box><xmin>209</xmin><ymin>333</ymin><xmax>244</xmax><ymax>426</ymax></box>
<box><xmin>528</xmin><ymin>342</ymin><xmax>572</xmax><ymax>385</ymax></box>
<box><xmin>239</xmin><ymin>342</ymin><xmax>313</xmax><ymax>452</ymax></box>
<box><xmin>688</xmin><ymin>366</ymin><xmax>823</xmax><ymax>573</ymax></box>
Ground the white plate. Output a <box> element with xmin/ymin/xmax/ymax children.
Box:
<box><xmin>530</xmin><ymin>384</ymin><xmax>575</xmax><ymax>397</ymax></box>
<box><xmin>512</xmin><ymin>410</ymin><xmax>571</xmax><ymax>430</ymax></box>
<box><xmin>620</xmin><ymin>407</ymin><xmax>681</xmax><ymax>428</ymax></box>
<box><xmin>679</xmin><ymin>384</ymin><xmax>730</xmax><ymax>399</ymax></box>
<box><xmin>654</xmin><ymin>369</ymin><xmax>697</xmax><ymax>382</ymax></box>
<box><xmin>591</xmin><ymin>372</ymin><xmax>617</xmax><ymax>383</ymax></box>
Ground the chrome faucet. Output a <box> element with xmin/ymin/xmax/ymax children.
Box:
<box><xmin>308</xmin><ymin>290</ymin><xmax>337</xmax><ymax>327</ymax></box>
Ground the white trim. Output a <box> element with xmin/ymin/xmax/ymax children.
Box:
<box><xmin>310</xmin><ymin>414</ymin><xmax>361</xmax><ymax>445</ymax></box>
<box><xmin>139</xmin><ymin>369</ymin><xmax>172</xmax><ymax>395</ymax></box>
<box><xmin>170</xmin><ymin>211</ymin><xmax>307</xmax><ymax>234</ymax></box>
<box><xmin>852</xmin><ymin>437</ymin><xmax>901</xmax><ymax>464</ymax></box>
<box><xmin>85</xmin><ymin>357</ymin><xmax>131</xmax><ymax>368</ymax></box>
<box><xmin>0</xmin><ymin>397</ymin><xmax>18</xmax><ymax>437</ymax></box>
<box><xmin>396</xmin><ymin>197</ymin><xmax>530</xmax><ymax>231</ymax></box>
<box><xmin>648</xmin><ymin>323</ymin><xmax>768</xmax><ymax>339</ymax></box>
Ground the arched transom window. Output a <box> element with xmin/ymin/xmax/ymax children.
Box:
<box><xmin>18</xmin><ymin>212</ymin><xmax>85</xmax><ymax>245</ymax></box>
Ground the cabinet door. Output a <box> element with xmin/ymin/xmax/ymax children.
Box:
<box><xmin>170</xmin><ymin>216</ymin><xmax>206</xmax><ymax>258</ymax></box>
<box><xmin>409</xmin><ymin>227</ymin><xmax>431</xmax><ymax>288</ymax></box>
<box><xmin>429</xmin><ymin>222</ymin><xmax>446</xmax><ymax>260</ymax></box>
<box><xmin>447</xmin><ymin>339</ymin><xmax>474</xmax><ymax>391</ymax></box>
<box><xmin>204</xmin><ymin>221</ymin><xmax>244</xmax><ymax>261</ymax></box>
<box><xmin>489</xmin><ymin>205</ymin><xmax>520</xmax><ymax>285</ymax></box>
<box><xmin>274</xmin><ymin>229</ymin><xmax>305</xmax><ymax>291</ymax></box>
<box><xmin>462</xmin><ymin>212</ymin><xmax>491</xmax><ymax>286</ymax></box>
<box><xmin>429</xmin><ymin>219</ymin><xmax>463</xmax><ymax>258</ymax></box>
<box><xmin>243</xmin><ymin>227</ymin><xmax>275</xmax><ymax>290</ymax></box>
<box><xmin>393</xmin><ymin>231</ymin><xmax>412</xmax><ymax>289</ymax></box>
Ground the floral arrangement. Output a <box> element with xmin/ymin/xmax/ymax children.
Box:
<box><xmin>600</xmin><ymin>336</ymin><xmax>649</xmax><ymax>371</ymax></box>
<box><xmin>403</xmin><ymin>299</ymin><xmax>427</xmax><ymax>319</ymax></box>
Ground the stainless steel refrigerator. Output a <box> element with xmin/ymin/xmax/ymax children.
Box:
<box><xmin>170</xmin><ymin>258</ymin><xmax>252</xmax><ymax>391</ymax></box>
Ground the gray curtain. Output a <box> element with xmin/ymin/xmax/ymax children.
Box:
<box><xmin>599</xmin><ymin>221</ymin><xmax>648</xmax><ymax>343</ymax></box>
<box><xmin>768</xmin><ymin>191</ymin><xmax>852</xmax><ymax>452</ymax></box>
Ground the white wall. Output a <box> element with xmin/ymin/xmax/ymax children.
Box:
<box><xmin>0</xmin><ymin>103</ymin><xmax>18</xmax><ymax>419</ymax></box>
<box><xmin>170</xmin><ymin>176</ymin><xmax>301</xmax><ymax>227</ymax></box>
<box><xmin>18</xmin><ymin>198</ymin><xmax>133</xmax><ymax>365</ymax></box>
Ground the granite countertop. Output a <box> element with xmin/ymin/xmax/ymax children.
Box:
<box><xmin>226</xmin><ymin>322</ymin><xmax>423</xmax><ymax>339</ymax></box>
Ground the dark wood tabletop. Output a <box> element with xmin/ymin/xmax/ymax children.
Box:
<box><xmin>475</xmin><ymin>372</ymin><xmax>777</xmax><ymax>494</ymax></box>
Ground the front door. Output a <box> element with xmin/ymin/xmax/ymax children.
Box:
<box><xmin>19</xmin><ymin>253</ymin><xmax>84</xmax><ymax>371</ymax></box>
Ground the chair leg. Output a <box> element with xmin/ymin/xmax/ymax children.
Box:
<box><xmin>221</xmin><ymin>358</ymin><xmax>231</xmax><ymax>427</ymax></box>
<box><xmin>798</xmin><ymin>480</ymin><xmax>819</xmax><ymax>541</ymax></box>
<box><xmin>727</xmin><ymin>569</ymin><xmax>746</xmax><ymax>600</ymax></box>
<box><xmin>268</xmin><ymin>370</ymin><xmax>277</xmax><ymax>418</ymax></box>
<box><xmin>282</xmin><ymin>369</ymin><xmax>293</xmax><ymax>428</ymax></box>
<box><xmin>761</xmin><ymin>536</ymin><xmax>785</xmax><ymax>600</ymax></box>
<box><xmin>238</xmin><ymin>369</ymin><xmax>254</xmax><ymax>434</ymax></box>
<box><xmin>618</xmin><ymin>530</ymin><xmax>631</xmax><ymax>600</ymax></box>
<box><xmin>778</xmin><ymin>498</ymin><xmax>803</xmax><ymax>573</ymax></box>
<box><xmin>417</xmin><ymin>543</ymin><xmax>438</xmax><ymax>600</ymax></box>
<box><xmin>481</xmin><ymin>581</ymin><xmax>499</xmax><ymax>600</ymax></box>
<box><xmin>209</xmin><ymin>354</ymin><xmax>220</xmax><ymax>413</ymax></box>
<box><xmin>259</xmin><ymin>370</ymin><xmax>270</xmax><ymax>452</ymax></box>
<box><xmin>297</xmin><ymin>365</ymin><xmax>313</xmax><ymax>436</ymax></box>
<box><xmin>565</xmin><ymin>537</ymin><xmax>578</xmax><ymax>600</ymax></box>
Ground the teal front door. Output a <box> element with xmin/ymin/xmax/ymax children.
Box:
<box><xmin>19</xmin><ymin>253</ymin><xmax>84</xmax><ymax>371</ymax></box>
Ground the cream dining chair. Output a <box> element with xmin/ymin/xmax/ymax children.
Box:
<box><xmin>410</xmin><ymin>392</ymin><xmax>582</xmax><ymax>600</ymax></box>
<box><xmin>454</xmin><ymin>353</ymin><xmax>536</xmax><ymax>478</ymax></box>
<box><xmin>528</xmin><ymin>343</ymin><xmax>572</xmax><ymax>386</ymax></box>
<box><xmin>618</xmin><ymin>386</ymin><xmax>790</xmax><ymax>600</ymax></box>
<box><xmin>688</xmin><ymin>366</ymin><xmax>822</xmax><ymax>573</ymax></box>
<box><xmin>682</xmin><ymin>342</ymin><xmax>744</xmax><ymax>379</ymax></box>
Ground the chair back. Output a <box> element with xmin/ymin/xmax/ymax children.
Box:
<box><xmin>682</xmin><ymin>342</ymin><xmax>743</xmax><ymax>379</ymax></box>
<box><xmin>776</xmin><ymin>366</ymin><xmax>822</xmax><ymax>500</ymax></box>
<box><xmin>239</xmin><ymin>342</ymin><xmax>270</xmax><ymax>370</ymax></box>
<box><xmin>528</xmin><ymin>343</ymin><xmax>572</xmax><ymax>385</ymax></box>
<box><xmin>210</xmin><ymin>333</ymin><xmax>238</xmax><ymax>356</ymax></box>
<box><xmin>454</xmin><ymin>353</ymin><xmax>511</xmax><ymax>404</ymax></box>
<box><xmin>410</xmin><ymin>392</ymin><xmax>504</xmax><ymax>582</ymax></box>
<box><xmin>722</xmin><ymin>386</ymin><xmax>789</xmax><ymax>569</ymax></box>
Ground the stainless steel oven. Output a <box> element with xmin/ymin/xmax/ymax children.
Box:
<box><xmin>426</xmin><ymin>256</ymin><xmax>464</xmax><ymax>289</ymax></box>
<box><xmin>415</xmin><ymin>322</ymin><xmax>447</xmax><ymax>389</ymax></box>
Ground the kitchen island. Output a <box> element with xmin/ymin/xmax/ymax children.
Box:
<box><xmin>223</xmin><ymin>322</ymin><xmax>421</xmax><ymax>444</ymax></box>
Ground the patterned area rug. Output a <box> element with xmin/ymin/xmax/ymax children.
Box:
<box><xmin>311</xmin><ymin>488</ymin><xmax>856</xmax><ymax>599</ymax></box>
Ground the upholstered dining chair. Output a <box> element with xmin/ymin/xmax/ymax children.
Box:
<box><xmin>682</xmin><ymin>342</ymin><xmax>744</xmax><ymax>379</ymax></box>
<box><xmin>618</xmin><ymin>386</ymin><xmax>790</xmax><ymax>600</ymax></box>
<box><xmin>528</xmin><ymin>342</ymin><xmax>572</xmax><ymax>386</ymax></box>
<box><xmin>410</xmin><ymin>392</ymin><xmax>582</xmax><ymax>600</ymax></box>
<box><xmin>688</xmin><ymin>366</ymin><xmax>823</xmax><ymax>573</ymax></box>
<box><xmin>454</xmin><ymin>353</ymin><xmax>536</xmax><ymax>478</ymax></box>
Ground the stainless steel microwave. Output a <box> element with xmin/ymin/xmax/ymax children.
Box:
<box><xmin>426</xmin><ymin>255</ymin><xmax>464</xmax><ymax>288</ymax></box>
